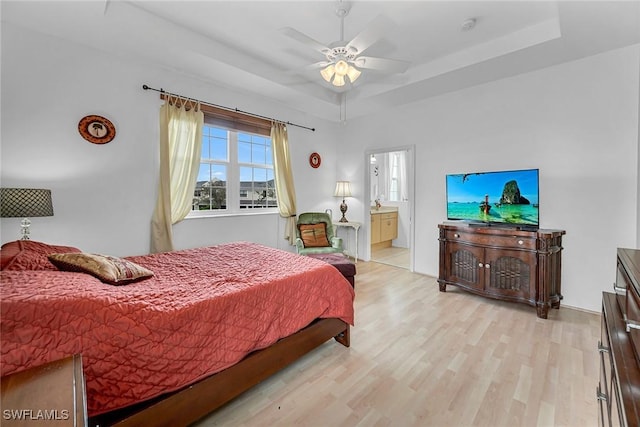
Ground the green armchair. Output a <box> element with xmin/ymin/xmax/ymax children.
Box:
<box><xmin>295</xmin><ymin>212</ymin><xmax>344</xmax><ymax>255</ymax></box>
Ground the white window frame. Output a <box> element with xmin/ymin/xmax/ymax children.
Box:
<box><xmin>188</xmin><ymin>125</ymin><xmax>277</xmax><ymax>218</ymax></box>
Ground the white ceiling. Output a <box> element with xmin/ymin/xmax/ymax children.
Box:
<box><xmin>2</xmin><ymin>1</ymin><xmax>639</xmax><ymax>122</ymax></box>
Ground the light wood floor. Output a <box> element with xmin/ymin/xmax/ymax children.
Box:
<box><xmin>370</xmin><ymin>246</ymin><xmax>410</xmax><ymax>269</ymax></box>
<box><xmin>195</xmin><ymin>261</ymin><xmax>601</xmax><ymax>427</ymax></box>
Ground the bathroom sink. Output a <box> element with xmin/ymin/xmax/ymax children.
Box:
<box><xmin>370</xmin><ymin>206</ymin><xmax>398</xmax><ymax>214</ymax></box>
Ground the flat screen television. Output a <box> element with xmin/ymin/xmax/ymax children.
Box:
<box><xmin>446</xmin><ymin>168</ymin><xmax>539</xmax><ymax>228</ymax></box>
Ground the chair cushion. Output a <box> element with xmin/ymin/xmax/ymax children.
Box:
<box><xmin>298</xmin><ymin>223</ymin><xmax>330</xmax><ymax>248</ymax></box>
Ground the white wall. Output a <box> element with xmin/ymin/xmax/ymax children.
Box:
<box><xmin>341</xmin><ymin>44</ymin><xmax>640</xmax><ymax>313</ymax></box>
<box><xmin>0</xmin><ymin>22</ymin><xmax>343</xmax><ymax>256</ymax></box>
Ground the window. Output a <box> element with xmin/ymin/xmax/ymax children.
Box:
<box><xmin>157</xmin><ymin>94</ymin><xmax>278</xmax><ymax>217</ymax></box>
<box><xmin>238</xmin><ymin>131</ymin><xmax>276</xmax><ymax>210</ymax></box>
<box><xmin>389</xmin><ymin>152</ymin><xmax>400</xmax><ymax>202</ymax></box>
<box><xmin>191</xmin><ymin>124</ymin><xmax>276</xmax><ymax>216</ymax></box>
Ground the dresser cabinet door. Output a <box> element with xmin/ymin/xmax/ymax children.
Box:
<box><xmin>446</xmin><ymin>242</ymin><xmax>485</xmax><ymax>291</ymax></box>
<box><xmin>483</xmin><ymin>248</ymin><xmax>536</xmax><ymax>300</ymax></box>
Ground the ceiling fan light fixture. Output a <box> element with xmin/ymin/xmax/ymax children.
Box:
<box><xmin>334</xmin><ymin>59</ymin><xmax>349</xmax><ymax>76</ymax></box>
<box><xmin>346</xmin><ymin>65</ymin><xmax>361</xmax><ymax>83</ymax></box>
<box><xmin>320</xmin><ymin>64</ymin><xmax>336</xmax><ymax>83</ymax></box>
<box><xmin>333</xmin><ymin>74</ymin><xmax>346</xmax><ymax>87</ymax></box>
<box><xmin>322</xmin><ymin>59</ymin><xmax>360</xmax><ymax>86</ymax></box>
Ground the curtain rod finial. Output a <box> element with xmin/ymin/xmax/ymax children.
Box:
<box><xmin>142</xmin><ymin>84</ymin><xmax>149</xmax><ymax>90</ymax></box>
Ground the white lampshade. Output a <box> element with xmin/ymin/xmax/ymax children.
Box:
<box><xmin>334</xmin><ymin>181</ymin><xmax>352</xmax><ymax>198</ymax></box>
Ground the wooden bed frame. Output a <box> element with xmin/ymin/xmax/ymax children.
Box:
<box><xmin>89</xmin><ymin>318</ymin><xmax>350</xmax><ymax>427</ymax></box>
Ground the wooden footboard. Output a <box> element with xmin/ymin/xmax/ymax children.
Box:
<box><xmin>89</xmin><ymin>318</ymin><xmax>349</xmax><ymax>427</ymax></box>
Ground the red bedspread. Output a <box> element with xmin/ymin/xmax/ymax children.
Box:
<box><xmin>0</xmin><ymin>242</ymin><xmax>355</xmax><ymax>416</ymax></box>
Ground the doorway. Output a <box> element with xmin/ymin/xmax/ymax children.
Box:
<box><xmin>365</xmin><ymin>146</ymin><xmax>414</xmax><ymax>271</ymax></box>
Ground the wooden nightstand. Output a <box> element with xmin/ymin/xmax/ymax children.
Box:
<box><xmin>1</xmin><ymin>354</ymin><xmax>87</xmax><ymax>426</ymax></box>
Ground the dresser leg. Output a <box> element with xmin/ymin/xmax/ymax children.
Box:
<box><xmin>537</xmin><ymin>304</ymin><xmax>549</xmax><ymax>319</ymax></box>
<box><xmin>439</xmin><ymin>282</ymin><xmax>447</xmax><ymax>292</ymax></box>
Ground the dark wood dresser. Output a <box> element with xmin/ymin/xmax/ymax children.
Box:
<box><xmin>438</xmin><ymin>223</ymin><xmax>565</xmax><ymax>318</ymax></box>
<box><xmin>598</xmin><ymin>248</ymin><xmax>640</xmax><ymax>426</ymax></box>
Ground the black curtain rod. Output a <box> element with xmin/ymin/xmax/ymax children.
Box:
<box><xmin>142</xmin><ymin>84</ymin><xmax>315</xmax><ymax>132</ymax></box>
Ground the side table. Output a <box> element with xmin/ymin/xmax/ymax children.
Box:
<box><xmin>333</xmin><ymin>220</ymin><xmax>361</xmax><ymax>262</ymax></box>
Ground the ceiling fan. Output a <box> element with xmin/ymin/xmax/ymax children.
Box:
<box><xmin>281</xmin><ymin>1</ymin><xmax>410</xmax><ymax>88</ymax></box>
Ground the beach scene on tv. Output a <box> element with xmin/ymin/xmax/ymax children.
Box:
<box><xmin>446</xmin><ymin>169</ymin><xmax>539</xmax><ymax>226</ymax></box>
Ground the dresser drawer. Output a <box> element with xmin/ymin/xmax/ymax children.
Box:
<box><xmin>598</xmin><ymin>324</ymin><xmax>610</xmax><ymax>427</ymax></box>
<box><xmin>597</xmin><ymin>383</ymin><xmax>606</xmax><ymax>427</ymax></box>
<box><xmin>444</xmin><ymin>229</ymin><xmax>536</xmax><ymax>250</ymax></box>
<box><xmin>600</xmin><ymin>291</ymin><xmax>640</xmax><ymax>427</ymax></box>
<box><xmin>625</xmin><ymin>284</ymin><xmax>640</xmax><ymax>364</ymax></box>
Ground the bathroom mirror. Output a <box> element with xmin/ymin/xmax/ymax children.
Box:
<box><xmin>366</xmin><ymin>147</ymin><xmax>414</xmax><ymax>271</ymax></box>
<box><xmin>369</xmin><ymin>151</ymin><xmax>409</xmax><ymax>205</ymax></box>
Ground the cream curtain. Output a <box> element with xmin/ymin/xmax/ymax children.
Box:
<box><xmin>271</xmin><ymin>122</ymin><xmax>297</xmax><ymax>245</ymax></box>
<box><xmin>150</xmin><ymin>96</ymin><xmax>204</xmax><ymax>253</ymax></box>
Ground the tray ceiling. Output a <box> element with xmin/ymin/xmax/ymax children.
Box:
<box><xmin>2</xmin><ymin>1</ymin><xmax>639</xmax><ymax>122</ymax></box>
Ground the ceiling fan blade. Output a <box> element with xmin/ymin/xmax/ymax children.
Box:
<box><xmin>284</xmin><ymin>61</ymin><xmax>332</xmax><ymax>80</ymax></box>
<box><xmin>353</xmin><ymin>56</ymin><xmax>410</xmax><ymax>74</ymax></box>
<box><xmin>306</xmin><ymin>61</ymin><xmax>332</xmax><ymax>70</ymax></box>
<box><xmin>345</xmin><ymin>15</ymin><xmax>389</xmax><ymax>55</ymax></box>
<box><xmin>280</xmin><ymin>27</ymin><xmax>330</xmax><ymax>54</ymax></box>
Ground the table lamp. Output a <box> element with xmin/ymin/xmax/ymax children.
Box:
<box><xmin>1</xmin><ymin>188</ymin><xmax>54</xmax><ymax>240</ymax></box>
<box><xmin>334</xmin><ymin>181</ymin><xmax>352</xmax><ymax>223</ymax></box>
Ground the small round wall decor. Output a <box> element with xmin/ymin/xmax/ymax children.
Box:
<box><xmin>78</xmin><ymin>115</ymin><xmax>116</xmax><ymax>144</ymax></box>
<box><xmin>309</xmin><ymin>152</ymin><xmax>321</xmax><ymax>168</ymax></box>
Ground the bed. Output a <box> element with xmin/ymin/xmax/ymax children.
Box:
<box><xmin>0</xmin><ymin>240</ymin><xmax>355</xmax><ymax>426</ymax></box>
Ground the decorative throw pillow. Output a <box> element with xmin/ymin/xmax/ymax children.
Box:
<box><xmin>48</xmin><ymin>253</ymin><xmax>154</xmax><ymax>286</ymax></box>
<box><xmin>298</xmin><ymin>223</ymin><xmax>330</xmax><ymax>248</ymax></box>
<box><xmin>1</xmin><ymin>240</ymin><xmax>82</xmax><ymax>271</ymax></box>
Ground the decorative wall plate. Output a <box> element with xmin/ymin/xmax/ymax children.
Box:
<box><xmin>309</xmin><ymin>152</ymin><xmax>321</xmax><ymax>168</ymax></box>
<box><xmin>78</xmin><ymin>115</ymin><xmax>116</xmax><ymax>144</ymax></box>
